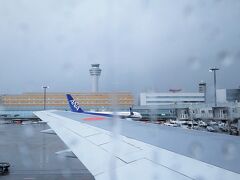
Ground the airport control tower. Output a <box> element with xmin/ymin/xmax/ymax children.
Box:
<box><xmin>199</xmin><ymin>81</ymin><xmax>207</xmax><ymax>102</ymax></box>
<box><xmin>89</xmin><ymin>64</ymin><xmax>102</xmax><ymax>92</ymax></box>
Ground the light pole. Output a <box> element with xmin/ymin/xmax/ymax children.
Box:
<box><xmin>42</xmin><ymin>86</ymin><xmax>49</xmax><ymax>110</ymax></box>
<box><xmin>209</xmin><ymin>67</ymin><xmax>219</xmax><ymax>107</ymax></box>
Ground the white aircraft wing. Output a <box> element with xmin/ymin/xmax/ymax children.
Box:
<box><xmin>34</xmin><ymin>110</ymin><xmax>240</xmax><ymax>180</ymax></box>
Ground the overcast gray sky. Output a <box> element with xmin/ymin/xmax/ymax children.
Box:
<box><xmin>0</xmin><ymin>0</ymin><xmax>240</xmax><ymax>96</ymax></box>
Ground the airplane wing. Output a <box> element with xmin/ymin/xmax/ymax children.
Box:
<box><xmin>34</xmin><ymin>110</ymin><xmax>240</xmax><ymax>180</ymax></box>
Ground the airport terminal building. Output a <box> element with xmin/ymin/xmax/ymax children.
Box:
<box><xmin>140</xmin><ymin>92</ymin><xmax>205</xmax><ymax>106</ymax></box>
<box><xmin>0</xmin><ymin>92</ymin><xmax>134</xmax><ymax>119</ymax></box>
<box><xmin>217</xmin><ymin>88</ymin><xmax>240</xmax><ymax>103</ymax></box>
<box><xmin>1</xmin><ymin>91</ymin><xmax>239</xmax><ymax>123</ymax></box>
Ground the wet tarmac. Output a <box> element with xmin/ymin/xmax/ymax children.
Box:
<box><xmin>0</xmin><ymin>122</ymin><xmax>94</xmax><ymax>180</ymax></box>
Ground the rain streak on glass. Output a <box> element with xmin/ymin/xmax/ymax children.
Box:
<box><xmin>0</xmin><ymin>0</ymin><xmax>240</xmax><ymax>180</ymax></box>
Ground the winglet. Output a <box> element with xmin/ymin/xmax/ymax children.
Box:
<box><xmin>66</xmin><ymin>94</ymin><xmax>84</xmax><ymax>113</ymax></box>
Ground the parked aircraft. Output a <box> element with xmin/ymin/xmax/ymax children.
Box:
<box><xmin>66</xmin><ymin>94</ymin><xmax>142</xmax><ymax>120</ymax></box>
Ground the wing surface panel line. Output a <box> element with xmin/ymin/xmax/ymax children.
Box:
<box><xmin>34</xmin><ymin>111</ymin><xmax>240</xmax><ymax>180</ymax></box>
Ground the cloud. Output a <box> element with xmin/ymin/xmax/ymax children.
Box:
<box><xmin>0</xmin><ymin>0</ymin><xmax>239</xmax><ymax>94</ymax></box>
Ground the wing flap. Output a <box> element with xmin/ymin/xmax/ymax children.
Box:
<box><xmin>96</xmin><ymin>158</ymin><xmax>191</xmax><ymax>180</ymax></box>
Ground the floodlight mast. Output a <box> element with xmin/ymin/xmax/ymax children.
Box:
<box><xmin>209</xmin><ymin>67</ymin><xmax>219</xmax><ymax>107</ymax></box>
<box><xmin>42</xmin><ymin>86</ymin><xmax>49</xmax><ymax>110</ymax></box>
